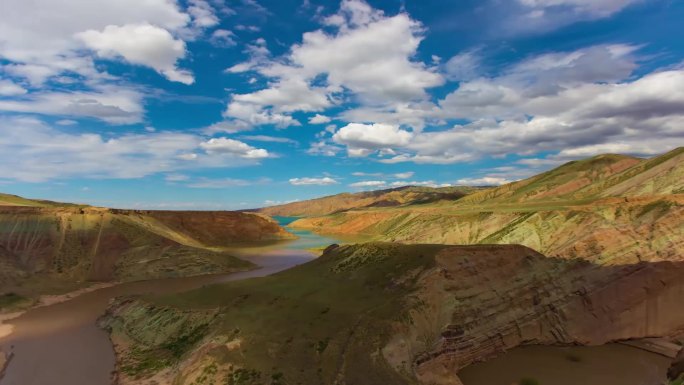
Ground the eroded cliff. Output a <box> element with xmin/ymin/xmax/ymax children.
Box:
<box><xmin>100</xmin><ymin>243</ymin><xmax>684</xmax><ymax>385</ymax></box>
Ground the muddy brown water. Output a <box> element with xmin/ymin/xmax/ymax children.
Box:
<box><xmin>0</xmin><ymin>220</ymin><xmax>340</xmax><ymax>385</ymax></box>
<box><xmin>458</xmin><ymin>344</ymin><xmax>672</xmax><ymax>385</ymax></box>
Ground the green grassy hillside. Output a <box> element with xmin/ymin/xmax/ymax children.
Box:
<box><xmin>101</xmin><ymin>242</ymin><xmax>684</xmax><ymax>385</ymax></box>
<box><xmin>289</xmin><ymin>148</ymin><xmax>684</xmax><ymax>265</ymax></box>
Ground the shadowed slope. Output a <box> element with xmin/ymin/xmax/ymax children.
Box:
<box><xmin>100</xmin><ymin>243</ymin><xmax>684</xmax><ymax>385</ymax></box>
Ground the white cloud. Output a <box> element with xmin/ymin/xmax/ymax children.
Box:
<box><xmin>0</xmin><ymin>0</ymin><xmax>192</xmax><ymax>85</ymax></box>
<box><xmin>187</xmin><ymin>0</ymin><xmax>220</xmax><ymax>29</ymax></box>
<box><xmin>223</xmin><ymin>0</ymin><xmax>442</xmax><ymax>129</ymax></box>
<box><xmin>393</xmin><ymin>172</ymin><xmax>414</xmax><ymax>179</ymax></box>
<box><xmin>230</xmin><ymin>78</ymin><xmax>330</xmax><ymax>113</ymax></box>
<box><xmin>224</xmin><ymin>100</ymin><xmax>302</xmax><ymax>128</ymax></box>
<box><xmin>0</xmin><ymin>116</ymin><xmax>270</xmax><ymax>182</ymax></box>
<box><xmin>456</xmin><ymin>177</ymin><xmax>512</xmax><ymax>186</ymax></box>
<box><xmin>309</xmin><ymin>114</ymin><xmax>332</xmax><ymax>124</ymax></box>
<box><xmin>349</xmin><ymin>180</ymin><xmax>387</xmax><ymax>188</ymax></box>
<box><xmin>0</xmin><ymin>79</ymin><xmax>27</xmax><ymax>96</ymax></box>
<box><xmin>77</xmin><ymin>24</ymin><xmax>194</xmax><ymax>84</ymax></box>
<box><xmin>289</xmin><ymin>177</ymin><xmax>339</xmax><ymax>185</ymax></box>
<box><xmin>333</xmin><ymin>123</ymin><xmax>413</xmax><ymax>157</ymax></box>
<box><xmin>328</xmin><ymin>44</ymin><xmax>684</xmax><ymax>165</ymax></box>
<box><xmin>200</xmin><ymin>137</ymin><xmax>270</xmax><ymax>159</ymax></box>
<box><xmin>210</xmin><ymin>29</ymin><xmax>237</xmax><ymax>47</ymax></box>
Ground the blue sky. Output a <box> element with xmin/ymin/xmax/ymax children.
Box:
<box><xmin>0</xmin><ymin>0</ymin><xmax>683</xmax><ymax>209</ymax></box>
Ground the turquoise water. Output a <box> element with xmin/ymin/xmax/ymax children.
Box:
<box><xmin>272</xmin><ymin>216</ymin><xmax>342</xmax><ymax>250</ymax></box>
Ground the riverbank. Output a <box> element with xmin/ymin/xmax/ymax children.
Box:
<box><xmin>0</xmin><ymin>218</ymin><xmax>336</xmax><ymax>385</ymax></box>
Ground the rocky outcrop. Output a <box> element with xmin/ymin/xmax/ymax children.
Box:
<box><xmin>98</xmin><ymin>297</ymin><xmax>219</xmax><ymax>385</ymax></box>
<box><xmin>383</xmin><ymin>245</ymin><xmax>684</xmax><ymax>384</ymax></box>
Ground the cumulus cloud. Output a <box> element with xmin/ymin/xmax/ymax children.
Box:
<box><xmin>289</xmin><ymin>177</ymin><xmax>339</xmax><ymax>185</ymax></box>
<box><xmin>187</xmin><ymin>0</ymin><xmax>220</xmax><ymax>29</ymax></box>
<box><xmin>200</xmin><ymin>138</ymin><xmax>270</xmax><ymax>158</ymax></box>
<box><xmin>333</xmin><ymin>123</ymin><xmax>413</xmax><ymax>157</ymax></box>
<box><xmin>309</xmin><ymin>114</ymin><xmax>332</xmax><ymax>124</ymax></box>
<box><xmin>77</xmin><ymin>24</ymin><xmax>194</xmax><ymax>84</ymax></box>
<box><xmin>0</xmin><ymin>0</ymin><xmax>198</xmax><ymax>85</ymax></box>
<box><xmin>223</xmin><ymin>0</ymin><xmax>442</xmax><ymax>129</ymax></box>
<box><xmin>331</xmin><ymin>44</ymin><xmax>684</xmax><ymax>165</ymax></box>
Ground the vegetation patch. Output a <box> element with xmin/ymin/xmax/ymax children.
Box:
<box><xmin>0</xmin><ymin>292</ymin><xmax>30</xmax><ymax>310</ymax></box>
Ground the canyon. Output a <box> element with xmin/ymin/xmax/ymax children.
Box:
<box><xmin>0</xmin><ymin>148</ymin><xmax>682</xmax><ymax>385</ymax></box>
<box><xmin>0</xmin><ymin>199</ymin><xmax>293</xmax><ymax>310</ymax></box>
<box><xmin>101</xmin><ymin>243</ymin><xmax>684</xmax><ymax>385</ymax></box>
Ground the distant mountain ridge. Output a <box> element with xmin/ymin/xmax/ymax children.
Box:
<box><xmin>460</xmin><ymin>147</ymin><xmax>683</xmax><ymax>205</ymax></box>
<box><xmin>258</xmin><ymin>185</ymin><xmax>483</xmax><ymax>217</ymax></box>
<box><xmin>286</xmin><ymin>147</ymin><xmax>684</xmax><ymax>265</ymax></box>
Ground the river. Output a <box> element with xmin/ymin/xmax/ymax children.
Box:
<box><xmin>0</xmin><ymin>217</ymin><xmax>338</xmax><ymax>385</ymax></box>
<box><xmin>0</xmin><ymin>220</ymin><xmax>674</xmax><ymax>385</ymax></box>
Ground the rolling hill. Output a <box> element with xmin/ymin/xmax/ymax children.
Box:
<box><xmin>258</xmin><ymin>186</ymin><xmax>482</xmax><ymax>217</ymax></box>
<box><xmin>288</xmin><ymin>147</ymin><xmax>684</xmax><ymax>265</ymax></box>
<box><xmin>0</xmin><ymin>198</ymin><xmax>294</xmax><ymax>308</ymax></box>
